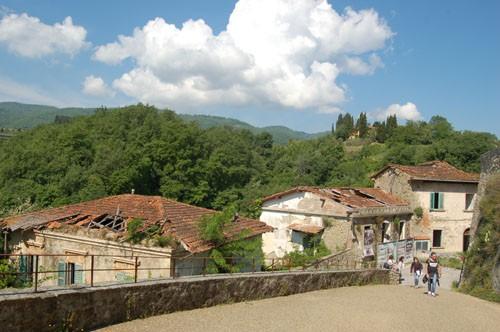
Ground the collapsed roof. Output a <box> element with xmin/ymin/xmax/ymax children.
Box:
<box><xmin>263</xmin><ymin>186</ymin><xmax>408</xmax><ymax>209</ymax></box>
<box><xmin>0</xmin><ymin>194</ymin><xmax>272</xmax><ymax>253</ymax></box>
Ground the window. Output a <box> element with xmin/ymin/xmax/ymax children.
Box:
<box><xmin>291</xmin><ymin>231</ymin><xmax>319</xmax><ymax>249</ymax></box>
<box><xmin>381</xmin><ymin>222</ymin><xmax>390</xmax><ymax>242</ymax></box>
<box><xmin>19</xmin><ymin>255</ymin><xmax>34</xmax><ymax>282</ymax></box>
<box><xmin>415</xmin><ymin>240</ymin><xmax>429</xmax><ymax>251</ymax></box>
<box><xmin>57</xmin><ymin>261</ymin><xmax>83</xmax><ymax>286</ymax></box>
<box><xmin>66</xmin><ymin>263</ymin><xmax>76</xmax><ymax>285</ymax></box>
<box><xmin>398</xmin><ymin>222</ymin><xmax>405</xmax><ymax>240</ymax></box>
<box><xmin>465</xmin><ymin>194</ymin><xmax>474</xmax><ymax>210</ymax></box>
<box><xmin>430</xmin><ymin>192</ymin><xmax>444</xmax><ymax>210</ymax></box>
<box><xmin>432</xmin><ymin>230</ymin><xmax>442</xmax><ymax>248</ymax></box>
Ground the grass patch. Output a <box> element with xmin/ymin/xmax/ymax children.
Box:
<box><xmin>439</xmin><ymin>256</ymin><xmax>463</xmax><ymax>270</ymax></box>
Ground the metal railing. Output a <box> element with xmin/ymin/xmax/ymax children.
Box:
<box><xmin>0</xmin><ymin>252</ymin><xmax>371</xmax><ymax>294</ymax></box>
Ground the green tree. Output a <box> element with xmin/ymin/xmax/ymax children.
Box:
<box><xmin>386</xmin><ymin>114</ymin><xmax>398</xmax><ymax>138</ymax></box>
<box><xmin>429</xmin><ymin>115</ymin><xmax>453</xmax><ymax>140</ymax></box>
<box><xmin>335</xmin><ymin>113</ymin><xmax>354</xmax><ymax>140</ymax></box>
<box><xmin>356</xmin><ymin>112</ymin><xmax>369</xmax><ymax>138</ymax></box>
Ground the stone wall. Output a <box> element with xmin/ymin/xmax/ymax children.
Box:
<box><xmin>467</xmin><ymin>148</ymin><xmax>500</xmax><ymax>293</ymax></box>
<box><xmin>0</xmin><ymin>269</ymin><xmax>395</xmax><ymax>332</ymax></box>
<box><xmin>470</xmin><ymin>148</ymin><xmax>500</xmax><ymax>236</ymax></box>
<box><xmin>8</xmin><ymin>229</ymin><xmax>172</xmax><ymax>286</ymax></box>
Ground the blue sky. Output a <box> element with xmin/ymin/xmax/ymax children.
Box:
<box><xmin>0</xmin><ymin>0</ymin><xmax>498</xmax><ymax>135</ymax></box>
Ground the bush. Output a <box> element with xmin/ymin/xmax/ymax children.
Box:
<box><xmin>414</xmin><ymin>207</ymin><xmax>423</xmax><ymax>219</ymax></box>
<box><xmin>285</xmin><ymin>239</ymin><xmax>331</xmax><ymax>268</ymax></box>
<box><xmin>154</xmin><ymin>235</ymin><xmax>175</xmax><ymax>248</ymax></box>
<box><xmin>439</xmin><ymin>256</ymin><xmax>463</xmax><ymax>270</ymax></box>
<box><xmin>199</xmin><ymin>206</ymin><xmax>265</xmax><ymax>273</ymax></box>
<box><xmin>0</xmin><ymin>259</ymin><xmax>16</xmax><ymax>289</ymax></box>
<box><xmin>126</xmin><ymin>218</ymin><xmax>146</xmax><ymax>244</ymax></box>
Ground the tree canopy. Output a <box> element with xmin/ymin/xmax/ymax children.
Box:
<box><xmin>0</xmin><ymin>104</ymin><xmax>497</xmax><ymax>218</ymax></box>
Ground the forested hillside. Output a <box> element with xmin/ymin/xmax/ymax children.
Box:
<box><xmin>179</xmin><ymin>114</ymin><xmax>326</xmax><ymax>144</ymax></box>
<box><xmin>0</xmin><ymin>104</ymin><xmax>497</xmax><ymax>219</ymax></box>
<box><xmin>0</xmin><ymin>102</ymin><xmax>324</xmax><ymax>144</ymax></box>
<box><xmin>0</xmin><ymin>102</ymin><xmax>95</xmax><ymax>128</ymax></box>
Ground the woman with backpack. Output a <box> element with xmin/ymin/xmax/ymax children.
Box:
<box><xmin>410</xmin><ymin>257</ymin><xmax>423</xmax><ymax>288</ymax></box>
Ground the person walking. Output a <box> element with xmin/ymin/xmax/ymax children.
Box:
<box><xmin>426</xmin><ymin>252</ymin><xmax>441</xmax><ymax>297</ymax></box>
<box><xmin>397</xmin><ymin>256</ymin><xmax>405</xmax><ymax>283</ymax></box>
<box><xmin>410</xmin><ymin>257</ymin><xmax>423</xmax><ymax>288</ymax></box>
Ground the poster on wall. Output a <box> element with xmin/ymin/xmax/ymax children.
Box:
<box><xmin>363</xmin><ymin>228</ymin><xmax>375</xmax><ymax>257</ymax></box>
<box><xmin>405</xmin><ymin>240</ymin><xmax>414</xmax><ymax>261</ymax></box>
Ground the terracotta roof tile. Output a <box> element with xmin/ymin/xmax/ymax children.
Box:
<box><xmin>1</xmin><ymin>194</ymin><xmax>272</xmax><ymax>253</ymax></box>
<box><xmin>263</xmin><ymin>186</ymin><xmax>408</xmax><ymax>209</ymax></box>
<box><xmin>372</xmin><ymin>161</ymin><xmax>479</xmax><ymax>183</ymax></box>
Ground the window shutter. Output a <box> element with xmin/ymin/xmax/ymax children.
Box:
<box><xmin>19</xmin><ymin>255</ymin><xmax>27</xmax><ymax>273</ymax></box>
<box><xmin>438</xmin><ymin>192</ymin><xmax>444</xmax><ymax>209</ymax></box>
<box><xmin>429</xmin><ymin>193</ymin><xmax>434</xmax><ymax>209</ymax></box>
<box><xmin>57</xmin><ymin>261</ymin><xmax>66</xmax><ymax>286</ymax></box>
<box><xmin>75</xmin><ymin>264</ymin><xmax>84</xmax><ymax>285</ymax></box>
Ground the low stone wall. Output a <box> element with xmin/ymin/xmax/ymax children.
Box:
<box><xmin>0</xmin><ymin>269</ymin><xmax>395</xmax><ymax>332</ymax></box>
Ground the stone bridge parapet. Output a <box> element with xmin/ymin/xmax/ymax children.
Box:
<box><xmin>0</xmin><ymin>269</ymin><xmax>395</xmax><ymax>332</ymax></box>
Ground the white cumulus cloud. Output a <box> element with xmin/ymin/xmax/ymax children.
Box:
<box><xmin>82</xmin><ymin>75</ymin><xmax>115</xmax><ymax>97</ymax></box>
<box><xmin>373</xmin><ymin>102</ymin><xmax>422</xmax><ymax>121</ymax></box>
<box><xmin>0</xmin><ymin>13</ymin><xmax>88</xmax><ymax>58</ymax></box>
<box><xmin>94</xmin><ymin>0</ymin><xmax>393</xmax><ymax>111</ymax></box>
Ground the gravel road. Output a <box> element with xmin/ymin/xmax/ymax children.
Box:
<box><xmin>96</xmin><ymin>284</ymin><xmax>500</xmax><ymax>332</ymax></box>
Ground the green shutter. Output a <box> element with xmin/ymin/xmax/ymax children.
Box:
<box><xmin>75</xmin><ymin>264</ymin><xmax>84</xmax><ymax>285</ymax></box>
<box><xmin>19</xmin><ymin>255</ymin><xmax>27</xmax><ymax>273</ymax></box>
<box><xmin>57</xmin><ymin>261</ymin><xmax>66</xmax><ymax>286</ymax></box>
<box><xmin>438</xmin><ymin>192</ymin><xmax>444</xmax><ymax>209</ymax></box>
<box><xmin>429</xmin><ymin>193</ymin><xmax>434</xmax><ymax>210</ymax></box>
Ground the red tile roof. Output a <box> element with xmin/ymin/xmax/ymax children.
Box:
<box><xmin>0</xmin><ymin>194</ymin><xmax>272</xmax><ymax>253</ymax></box>
<box><xmin>288</xmin><ymin>223</ymin><xmax>324</xmax><ymax>234</ymax></box>
<box><xmin>372</xmin><ymin>161</ymin><xmax>479</xmax><ymax>183</ymax></box>
<box><xmin>262</xmin><ymin>186</ymin><xmax>408</xmax><ymax>209</ymax></box>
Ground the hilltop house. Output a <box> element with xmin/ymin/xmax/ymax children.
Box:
<box><xmin>0</xmin><ymin>194</ymin><xmax>271</xmax><ymax>286</ymax></box>
<box><xmin>372</xmin><ymin>161</ymin><xmax>479</xmax><ymax>253</ymax></box>
<box><xmin>259</xmin><ymin>187</ymin><xmax>412</xmax><ymax>260</ymax></box>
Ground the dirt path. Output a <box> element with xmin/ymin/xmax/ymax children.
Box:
<box><xmin>96</xmin><ymin>285</ymin><xmax>499</xmax><ymax>332</ymax></box>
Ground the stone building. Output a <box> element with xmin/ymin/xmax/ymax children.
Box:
<box><xmin>259</xmin><ymin>187</ymin><xmax>412</xmax><ymax>260</ymax></box>
<box><xmin>372</xmin><ymin>161</ymin><xmax>479</xmax><ymax>253</ymax></box>
<box><xmin>0</xmin><ymin>194</ymin><xmax>271</xmax><ymax>286</ymax></box>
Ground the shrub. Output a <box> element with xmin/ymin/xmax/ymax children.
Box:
<box><xmin>285</xmin><ymin>239</ymin><xmax>331</xmax><ymax>268</ymax></box>
<box><xmin>126</xmin><ymin>218</ymin><xmax>145</xmax><ymax>244</ymax></box>
<box><xmin>0</xmin><ymin>259</ymin><xmax>16</xmax><ymax>289</ymax></box>
<box><xmin>155</xmin><ymin>235</ymin><xmax>175</xmax><ymax>248</ymax></box>
<box><xmin>414</xmin><ymin>207</ymin><xmax>423</xmax><ymax>219</ymax></box>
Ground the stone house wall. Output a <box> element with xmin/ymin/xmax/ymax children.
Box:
<box><xmin>261</xmin><ymin>192</ymin><xmax>351</xmax><ymax>258</ymax></box>
<box><xmin>260</xmin><ymin>192</ymin><xmax>411</xmax><ymax>260</ymax></box>
<box><xmin>374</xmin><ymin>169</ymin><xmax>478</xmax><ymax>253</ymax></box>
<box><xmin>8</xmin><ymin>228</ymin><xmax>172</xmax><ymax>287</ymax></box>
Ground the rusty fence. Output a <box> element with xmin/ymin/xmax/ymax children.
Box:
<box><xmin>0</xmin><ymin>252</ymin><xmax>374</xmax><ymax>294</ymax></box>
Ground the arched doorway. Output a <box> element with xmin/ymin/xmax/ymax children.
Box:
<box><xmin>463</xmin><ymin>228</ymin><xmax>471</xmax><ymax>252</ymax></box>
